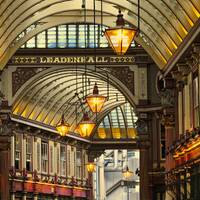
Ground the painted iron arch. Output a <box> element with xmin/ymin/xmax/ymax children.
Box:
<box><xmin>12</xmin><ymin>65</ymin><xmax>138</xmax><ymax>135</ymax></box>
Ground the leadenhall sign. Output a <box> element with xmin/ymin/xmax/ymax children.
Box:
<box><xmin>9</xmin><ymin>55</ymin><xmax>135</xmax><ymax>65</ymax></box>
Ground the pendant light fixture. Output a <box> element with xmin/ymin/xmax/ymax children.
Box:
<box><xmin>122</xmin><ymin>166</ymin><xmax>134</xmax><ymax>179</ymax></box>
<box><xmin>56</xmin><ymin>114</ymin><xmax>70</xmax><ymax>136</ymax></box>
<box><xmin>86</xmin><ymin>82</ymin><xmax>106</xmax><ymax>113</ymax></box>
<box><xmin>85</xmin><ymin>0</ymin><xmax>106</xmax><ymax>113</ymax></box>
<box><xmin>104</xmin><ymin>0</ymin><xmax>140</xmax><ymax>55</ymax></box>
<box><xmin>78</xmin><ymin>112</ymin><xmax>95</xmax><ymax>137</ymax></box>
<box><xmin>86</xmin><ymin>162</ymin><xmax>96</xmax><ymax>173</ymax></box>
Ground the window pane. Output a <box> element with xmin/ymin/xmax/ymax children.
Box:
<box><xmin>78</xmin><ymin>24</ymin><xmax>88</xmax><ymax>48</ymax></box>
<box><xmin>47</xmin><ymin>27</ymin><xmax>56</xmax><ymax>48</ymax></box>
<box><xmin>89</xmin><ymin>24</ymin><xmax>98</xmax><ymax>47</ymax></box>
<box><xmin>58</xmin><ymin>25</ymin><xmax>67</xmax><ymax>48</ymax></box>
<box><xmin>68</xmin><ymin>24</ymin><xmax>76</xmax><ymax>47</ymax></box>
<box><xmin>37</xmin><ymin>32</ymin><xmax>46</xmax><ymax>48</ymax></box>
<box><xmin>26</xmin><ymin>37</ymin><xmax>36</xmax><ymax>48</ymax></box>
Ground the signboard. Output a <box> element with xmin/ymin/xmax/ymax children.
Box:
<box><xmin>9</xmin><ymin>55</ymin><xmax>135</xmax><ymax>65</ymax></box>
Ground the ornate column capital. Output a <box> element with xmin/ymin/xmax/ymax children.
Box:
<box><xmin>88</xmin><ymin>150</ymin><xmax>104</xmax><ymax>162</ymax></box>
<box><xmin>161</xmin><ymin>108</ymin><xmax>175</xmax><ymax>128</ymax></box>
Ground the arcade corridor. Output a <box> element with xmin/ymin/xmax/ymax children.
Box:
<box><xmin>0</xmin><ymin>0</ymin><xmax>200</xmax><ymax>200</ymax></box>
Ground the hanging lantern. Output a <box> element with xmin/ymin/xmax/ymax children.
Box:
<box><xmin>56</xmin><ymin>114</ymin><xmax>70</xmax><ymax>136</ymax></box>
<box><xmin>86</xmin><ymin>83</ymin><xmax>106</xmax><ymax>113</ymax></box>
<box><xmin>104</xmin><ymin>10</ymin><xmax>138</xmax><ymax>55</ymax></box>
<box><xmin>122</xmin><ymin>166</ymin><xmax>133</xmax><ymax>179</ymax></box>
<box><xmin>78</xmin><ymin>113</ymin><xmax>95</xmax><ymax>137</ymax></box>
<box><xmin>86</xmin><ymin>162</ymin><xmax>96</xmax><ymax>173</ymax></box>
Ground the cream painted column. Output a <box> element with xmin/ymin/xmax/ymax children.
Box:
<box><xmin>99</xmin><ymin>154</ymin><xmax>105</xmax><ymax>200</ymax></box>
<box><xmin>11</xmin><ymin>135</ymin><xmax>15</xmax><ymax>167</ymax></box>
<box><xmin>11</xmin><ymin>193</ymin><xmax>15</xmax><ymax>200</ymax></box>
<box><xmin>23</xmin><ymin>193</ymin><xmax>27</xmax><ymax>200</ymax></box>
<box><xmin>34</xmin><ymin>194</ymin><xmax>38</xmax><ymax>200</ymax></box>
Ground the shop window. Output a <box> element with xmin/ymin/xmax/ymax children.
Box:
<box><xmin>76</xmin><ymin>150</ymin><xmax>82</xmax><ymax>179</ymax></box>
<box><xmin>15</xmin><ymin>134</ymin><xmax>21</xmax><ymax>170</ymax></box>
<box><xmin>26</xmin><ymin>136</ymin><xmax>32</xmax><ymax>171</ymax></box>
<box><xmin>57</xmin><ymin>145</ymin><xmax>60</xmax><ymax>174</ymax></box>
<box><xmin>67</xmin><ymin>148</ymin><xmax>71</xmax><ymax>176</ymax></box>
<box><xmin>41</xmin><ymin>142</ymin><xmax>48</xmax><ymax>173</ymax></box>
<box><xmin>60</xmin><ymin>145</ymin><xmax>66</xmax><ymax>176</ymax></box>
<box><xmin>37</xmin><ymin>142</ymin><xmax>40</xmax><ymax>171</ymax></box>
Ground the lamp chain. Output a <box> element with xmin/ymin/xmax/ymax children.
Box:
<box><xmin>93</xmin><ymin>0</ymin><xmax>96</xmax><ymax>72</ymax></box>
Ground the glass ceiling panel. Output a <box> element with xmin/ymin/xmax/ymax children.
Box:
<box><xmin>20</xmin><ymin>24</ymin><xmax>137</xmax><ymax>49</ymax></box>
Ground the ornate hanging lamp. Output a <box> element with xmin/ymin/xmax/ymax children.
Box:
<box><xmin>86</xmin><ymin>83</ymin><xmax>106</xmax><ymax>113</ymax></box>
<box><xmin>78</xmin><ymin>112</ymin><xmax>95</xmax><ymax>137</ymax></box>
<box><xmin>122</xmin><ymin>166</ymin><xmax>133</xmax><ymax>179</ymax></box>
<box><xmin>86</xmin><ymin>162</ymin><xmax>96</xmax><ymax>173</ymax></box>
<box><xmin>56</xmin><ymin>114</ymin><xmax>70</xmax><ymax>136</ymax></box>
<box><xmin>104</xmin><ymin>10</ymin><xmax>138</xmax><ymax>55</ymax></box>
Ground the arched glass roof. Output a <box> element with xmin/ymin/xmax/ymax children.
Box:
<box><xmin>11</xmin><ymin>66</ymin><xmax>137</xmax><ymax>138</ymax></box>
<box><xmin>96</xmin><ymin>103</ymin><xmax>138</xmax><ymax>139</ymax></box>
<box><xmin>0</xmin><ymin>0</ymin><xmax>199</xmax><ymax>70</ymax></box>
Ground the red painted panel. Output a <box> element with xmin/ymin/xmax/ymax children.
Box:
<box><xmin>24</xmin><ymin>182</ymin><xmax>34</xmax><ymax>192</ymax></box>
<box><xmin>14</xmin><ymin>182</ymin><xmax>23</xmax><ymax>191</ymax></box>
<box><xmin>73</xmin><ymin>188</ymin><xmax>86</xmax><ymax>197</ymax></box>
<box><xmin>56</xmin><ymin>186</ymin><xmax>72</xmax><ymax>196</ymax></box>
<box><xmin>41</xmin><ymin>184</ymin><xmax>54</xmax><ymax>194</ymax></box>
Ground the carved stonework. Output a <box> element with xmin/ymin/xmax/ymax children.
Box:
<box><xmin>106</xmin><ymin>66</ymin><xmax>135</xmax><ymax>95</ymax></box>
<box><xmin>12</xmin><ymin>67</ymin><xmax>47</xmax><ymax>96</ymax></box>
<box><xmin>160</xmin><ymin>89</ymin><xmax>175</xmax><ymax>107</ymax></box>
<box><xmin>161</xmin><ymin>108</ymin><xmax>175</xmax><ymax>127</ymax></box>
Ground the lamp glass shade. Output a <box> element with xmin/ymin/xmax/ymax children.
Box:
<box><xmin>104</xmin><ymin>27</ymin><xmax>137</xmax><ymax>55</ymax></box>
<box><xmin>78</xmin><ymin>113</ymin><xmax>95</xmax><ymax>137</ymax></box>
<box><xmin>56</xmin><ymin>115</ymin><xmax>70</xmax><ymax>136</ymax></box>
<box><xmin>86</xmin><ymin>95</ymin><xmax>106</xmax><ymax>113</ymax></box>
<box><xmin>86</xmin><ymin>162</ymin><xmax>96</xmax><ymax>173</ymax></box>
<box><xmin>122</xmin><ymin>166</ymin><xmax>133</xmax><ymax>179</ymax></box>
<box><xmin>86</xmin><ymin>83</ymin><xmax>106</xmax><ymax>113</ymax></box>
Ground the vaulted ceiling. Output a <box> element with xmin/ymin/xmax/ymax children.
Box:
<box><xmin>11</xmin><ymin>66</ymin><xmax>137</xmax><ymax>134</ymax></box>
<box><xmin>0</xmin><ymin>0</ymin><xmax>199</xmax><ymax>70</ymax></box>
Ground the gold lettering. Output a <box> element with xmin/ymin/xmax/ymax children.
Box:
<box><xmin>54</xmin><ymin>57</ymin><xmax>60</xmax><ymax>63</ymax></box>
<box><xmin>87</xmin><ymin>57</ymin><xmax>94</xmax><ymax>63</ymax></box>
<box><xmin>47</xmin><ymin>57</ymin><xmax>53</xmax><ymax>63</ymax></box>
<box><xmin>60</xmin><ymin>57</ymin><xmax>67</xmax><ymax>63</ymax></box>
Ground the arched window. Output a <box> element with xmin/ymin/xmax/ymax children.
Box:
<box><xmin>21</xmin><ymin>24</ymin><xmax>137</xmax><ymax>49</ymax></box>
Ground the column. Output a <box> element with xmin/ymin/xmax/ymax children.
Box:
<box><xmin>99</xmin><ymin>155</ymin><xmax>105</xmax><ymax>200</ymax></box>
<box><xmin>140</xmin><ymin>147</ymin><xmax>150</xmax><ymax>200</ymax></box>
<box><xmin>10</xmin><ymin>193</ymin><xmax>15</xmax><ymax>200</ymax></box>
<box><xmin>23</xmin><ymin>193</ymin><xmax>27</xmax><ymax>200</ymax></box>
<box><xmin>34</xmin><ymin>194</ymin><xmax>38</xmax><ymax>200</ymax></box>
<box><xmin>163</xmin><ymin>110</ymin><xmax>176</xmax><ymax>200</ymax></box>
<box><xmin>11</xmin><ymin>135</ymin><xmax>15</xmax><ymax>167</ymax></box>
<box><xmin>0</xmin><ymin>139</ymin><xmax>11</xmax><ymax>200</ymax></box>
